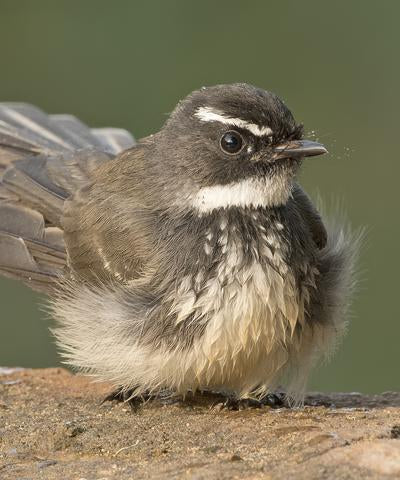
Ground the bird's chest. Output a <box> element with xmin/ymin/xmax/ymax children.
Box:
<box><xmin>166</xmin><ymin>212</ymin><xmax>317</xmax><ymax>392</ymax></box>
<box><xmin>198</xmin><ymin>221</ymin><xmax>302</xmax><ymax>355</ymax></box>
<box><xmin>172</xmin><ymin>213</ymin><xmax>310</xmax><ymax>357</ymax></box>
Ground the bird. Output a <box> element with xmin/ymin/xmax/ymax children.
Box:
<box><xmin>0</xmin><ymin>83</ymin><xmax>359</xmax><ymax>407</ymax></box>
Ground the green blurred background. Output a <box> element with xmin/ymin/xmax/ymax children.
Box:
<box><xmin>0</xmin><ymin>0</ymin><xmax>399</xmax><ymax>393</ymax></box>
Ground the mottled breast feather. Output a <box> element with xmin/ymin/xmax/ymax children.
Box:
<box><xmin>142</xmin><ymin>207</ymin><xmax>319</xmax><ymax>398</ymax></box>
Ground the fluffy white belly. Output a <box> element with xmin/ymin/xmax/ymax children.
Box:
<box><xmin>53</xmin><ymin>218</ymin><xmax>319</xmax><ymax>401</ymax></box>
<box><xmin>165</xmin><ymin>229</ymin><xmax>311</xmax><ymax>397</ymax></box>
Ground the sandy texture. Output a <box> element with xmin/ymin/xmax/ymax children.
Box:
<box><xmin>0</xmin><ymin>368</ymin><xmax>399</xmax><ymax>479</ymax></box>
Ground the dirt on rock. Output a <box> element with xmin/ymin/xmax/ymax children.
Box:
<box><xmin>0</xmin><ymin>368</ymin><xmax>399</xmax><ymax>479</ymax></box>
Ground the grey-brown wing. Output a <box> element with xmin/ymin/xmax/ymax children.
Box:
<box><xmin>0</xmin><ymin>103</ymin><xmax>135</xmax><ymax>293</ymax></box>
<box><xmin>62</xmin><ymin>144</ymin><xmax>154</xmax><ymax>285</ymax></box>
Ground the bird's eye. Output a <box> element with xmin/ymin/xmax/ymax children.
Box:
<box><xmin>220</xmin><ymin>131</ymin><xmax>244</xmax><ymax>155</ymax></box>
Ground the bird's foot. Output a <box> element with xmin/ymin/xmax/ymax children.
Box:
<box><xmin>102</xmin><ymin>387</ymin><xmax>178</xmax><ymax>409</ymax></box>
<box><xmin>218</xmin><ymin>392</ymin><xmax>287</xmax><ymax>410</ymax></box>
<box><xmin>101</xmin><ymin>388</ymin><xmax>153</xmax><ymax>410</ymax></box>
<box><xmin>102</xmin><ymin>388</ymin><xmax>288</xmax><ymax>411</ymax></box>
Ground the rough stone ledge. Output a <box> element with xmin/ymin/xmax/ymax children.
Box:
<box><xmin>0</xmin><ymin>368</ymin><xmax>399</xmax><ymax>479</ymax></box>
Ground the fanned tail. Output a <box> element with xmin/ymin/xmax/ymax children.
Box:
<box><xmin>0</xmin><ymin>103</ymin><xmax>135</xmax><ymax>292</ymax></box>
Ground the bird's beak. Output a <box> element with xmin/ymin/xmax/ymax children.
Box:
<box><xmin>272</xmin><ymin>140</ymin><xmax>328</xmax><ymax>160</ymax></box>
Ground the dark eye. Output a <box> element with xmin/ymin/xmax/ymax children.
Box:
<box><xmin>220</xmin><ymin>131</ymin><xmax>244</xmax><ymax>154</ymax></box>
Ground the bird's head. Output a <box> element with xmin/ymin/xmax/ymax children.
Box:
<box><xmin>153</xmin><ymin>83</ymin><xmax>327</xmax><ymax>213</ymax></box>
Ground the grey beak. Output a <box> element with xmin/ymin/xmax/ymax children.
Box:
<box><xmin>273</xmin><ymin>140</ymin><xmax>328</xmax><ymax>160</ymax></box>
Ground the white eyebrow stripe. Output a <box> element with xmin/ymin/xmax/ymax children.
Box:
<box><xmin>194</xmin><ymin>106</ymin><xmax>273</xmax><ymax>137</ymax></box>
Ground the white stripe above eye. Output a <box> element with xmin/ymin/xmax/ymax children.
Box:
<box><xmin>194</xmin><ymin>106</ymin><xmax>273</xmax><ymax>137</ymax></box>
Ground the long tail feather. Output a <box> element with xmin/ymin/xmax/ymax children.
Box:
<box><xmin>0</xmin><ymin>103</ymin><xmax>135</xmax><ymax>293</ymax></box>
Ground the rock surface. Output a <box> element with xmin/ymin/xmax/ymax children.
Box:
<box><xmin>0</xmin><ymin>368</ymin><xmax>399</xmax><ymax>479</ymax></box>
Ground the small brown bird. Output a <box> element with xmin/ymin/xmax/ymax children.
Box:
<box><xmin>0</xmin><ymin>84</ymin><xmax>359</xmax><ymax>406</ymax></box>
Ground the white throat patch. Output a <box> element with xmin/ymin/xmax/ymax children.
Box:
<box><xmin>190</xmin><ymin>176</ymin><xmax>293</xmax><ymax>213</ymax></box>
<box><xmin>194</xmin><ymin>106</ymin><xmax>273</xmax><ymax>137</ymax></box>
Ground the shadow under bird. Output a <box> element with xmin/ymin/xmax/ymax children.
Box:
<box><xmin>0</xmin><ymin>83</ymin><xmax>359</xmax><ymax>407</ymax></box>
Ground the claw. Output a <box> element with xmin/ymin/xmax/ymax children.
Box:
<box><xmin>101</xmin><ymin>388</ymin><xmax>149</xmax><ymax>410</ymax></box>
